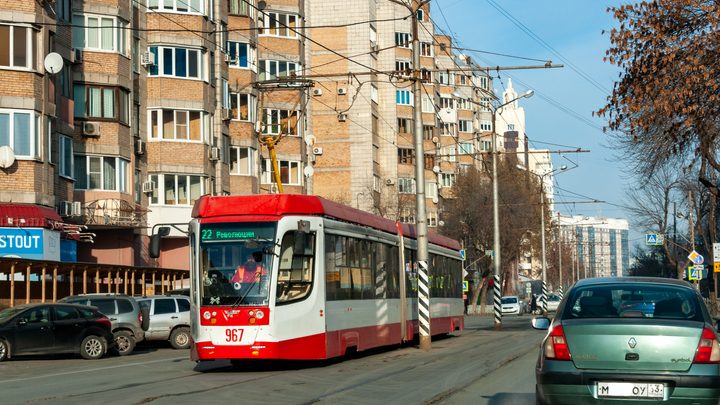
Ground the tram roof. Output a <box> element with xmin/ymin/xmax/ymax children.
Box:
<box><xmin>191</xmin><ymin>195</ymin><xmax>461</xmax><ymax>251</ymax></box>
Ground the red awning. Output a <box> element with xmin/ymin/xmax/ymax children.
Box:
<box><xmin>0</xmin><ymin>204</ymin><xmax>64</xmax><ymax>229</ymax></box>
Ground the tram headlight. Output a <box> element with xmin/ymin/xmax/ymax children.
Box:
<box><xmin>248</xmin><ymin>310</ymin><xmax>254</xmax><ymax>316</ymax></box>
<box><xmin>211</xmin><ymin>311</ymin><xmax>217</xmax><ymax>317</ymax></box>
<box><xmin>203</xmin><ymin>311</ymin><xmax>211</xmax><ymax>320</ymax></box>
<box><xmin>255</xmin><ymin>310</ymin><xmax>265</xmax><ymax>319</ymax></box>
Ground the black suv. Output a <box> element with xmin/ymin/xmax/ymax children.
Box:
<box><xmin>59</xmin><ymin>293</ymin><xmax>149</xmax><ymax>355</ymax></box>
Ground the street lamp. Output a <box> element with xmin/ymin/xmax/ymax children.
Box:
<box><xmin>452</xmin><ymin>88</ymin><xmax>533</xmax><ymax>331</ymax></box>
<box><xmin>356</xmin><ymin>191</ymin><xmax>364</xmax><ymax>210</ymax></box>
<box><xmin>517</xmin><ymin>163</ymin><xmax>566</xmax><ymax>317</ymax></box>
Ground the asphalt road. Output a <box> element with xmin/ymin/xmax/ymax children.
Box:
<box><xmin>0</xmin><ymin>315</ymin><xmax>546</xmax><ymax>405</ymax></box>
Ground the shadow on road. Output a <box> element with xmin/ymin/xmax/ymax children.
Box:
<box><xmin>482</xmin><ymin>392</ymin><xmax>534</xmax><ymax>405</ymax></box>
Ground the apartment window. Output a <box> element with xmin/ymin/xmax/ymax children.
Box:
<box><xmin>440</xmin><ymin>147</ymin><xmax>456</xmax><ymax>162</ymax></box>
<box><xmin>420</xmin><ymin>70</ymin><xmax>432</xmax><ymax>83</ymax></box>
<box><xmin>74</xmin><ymin>155</ymin><xmax>129</xmax><ymax>192</ymax></box>
<box><xmin>421</xmin><ymin>97</ymin><xmax>434</xmax><ymax>113</ymax></box>
<box><xmin>398</xmin><ymin>148</ymin><xmax>414</xmax><ymax>164</ymax></box>
<box><xmin>73</xmin><ymin>14</ymin><xmax>127</xmax><ymax>55</ymax></box>
<box><xmin>456</xmin><ymin>75</ymin><xmax>468</xmax><ymax>85</ymax></box>
<box><xmin>479</xmin><ymin>76</ymin><xmax>488</xmax><ymax>90</ymax></box>
<box><xmin>0</xmin><ymin>110</ymin><xmax>42</xmax><ymax>160</ymax></box>
<box><xmin>371</xmin><ymin>84</ymin><xmax>378</xmax><ymax>103</ymax></box>
<box><xmin>427</xmin><ymin>212</ymin><xmax>438</xmax><ymax>227</ymax></box>
<box><xmin>372</xmin><ymin>114</ymin><xmax>378</xmax><ymax>135</ymax></box>
<box><xmin>135</xmin><ymin>170</ymin><xmax>141</xmax><ymax>203</ymax></box>
<box><xmin>57</xmin><ymin>0</ymin><xmax>72</xmax><ymax>22</ymax></box>
<box><xmin>226</xmin><ymin>41</ymin><xmax>252</xmax><ymax>68</ymax></box>
<box><xmin>59</xmin><ymin>135</ymin><xmax>73</xmax><ymax>177</ymax></box>
<box><xmin>438</xmin><ymin>72</ymin><xmax>453</xmax><ymax>85</ymax></box>
<box><xmin>221</xmin><ymin>135</ymin><xmax>229</xmax><ymax>163</ymax></box>
<box><xmin>458</xmin><ymin>120</ymin><xmax>472</xmax><ymax>133</ymax></box>
<box><xmin>373</xmin><ymin>175</ymin><xmax>381</xmax><ymax>193</ymax></box>
<box><xmin>149</xmin><ymin>109</ymin><xmax>205</xmax><ymax>141</ymax></box>
<box><xmin>395</xmin><ymin>32</ymin><xmax>410</xmax><ymax>48</ymax></box>
<box><xmin>132</xmin><ymin>104</ymin><xmax>140</xmax><ymax>137</ymax></box>
<box><xmin>149</xmin><ymin>46</ymin><xmax>204</xmax><ymax>79</ymax></box>
<box><xmin>457</xmin><ymin>99</ymin><xmax>471</xmax><ymax>110</ymax></box>
<box><xmin>508</xmin><ymin>124</ymin><xmax>515</xmax><ymax>130</ymax></box>
<box><xmin>149</xmin><ymin>174</ymin><xmax>204</xmax><ymax>205</ymax></box>
<box><xmin>424</xmin><ymin>153</ymin><xmax>435</xmax><ymax>169</ymax></box>
<box><xmin>395</xmin><ymin>60</ymin><xmax>411</xmax><ymax>77</ymax></box>
<box><xmin>480</xmin><ymin>97</ymin><xmax>491</xmax><ymax>112</ymax></box>
<box><xmin>260</xmin><ymin>12</ymin><xmax>298</xmax><ymax>38</ymax></box>
<box><xmin>147</xmin><ymin>0</ymin><xmax>203</xmax><ymax>13</ymax></box>
<box><xmin>222</xmin><ymin>79</ymin><xmax>229</xmax><ymax>109</ymax></box>
<box><xmin>370</xmin><ymin>25</ymin><xmax>377</xmax><ymax>45</ymax></box>
<box><xmin>373</xmin><ymin>144</ymin><xmax>379</xmax><ymax>163</ymax></box>
<box><xmin>230</xmin><ymin>146</ymin><xmax>254</xmax><ymax>175</ymax></box>
<box><xmin>420</xmin><ymin>42</ymin><xmax>432</xmax><ymax>56</ymax></box>
<box><xmin>441</xmin><ymin>173</ymin><xmax>456</xmax><ymax>187</ymax></box>
<box><xmin>396</xmin><ymin>91</ymin><xmax>412</xmax><ymax>105</ymax></box>
<box><xmin>263</xmin><ymin>109</ymin><xmax>298</xmax><ymax>135</ymax></box>
<box><xmin>397</xmin><ymin>118</ymin><xmax>412</xmax><ymax>134</ymax></box>
<box><xmin>480</xmin><ymin>120</ymin><xmax>492</xmax><ymax>131</ymax></box>
<box><xmin>425</xmin><ymin>182</ymin><xmax>437</xmax><ymax>199</ymax></box>
<box><xmin>417</xmin><ymin>9</ymin><xmax>424</xmax><ymax>21</ymax></box>
<box><xmin>459</xmin><ymin>142</ymin><xmax>474</xmax><ymax>154</ymax></box>
<box><xmin>400</xmin><ymin>208</ymin><xmax>415</xmax><ymax>224</ymax></box>
<box><xmin>398</xmin><ymin>178</ymin><xmax>416</xmax><ymax>194</ymax></box>
<box><xmin>228</xmin><ymin>0</ymin><xmax>253</xmax><ymax>16</ymax></box>
<box><xmin>73</xmin><ymin>85</ymin><xmax>129</xmax><ymax>123</ymax></box>
<box><xmin>0</xmin><ymin>25</ymin><xmax>38</xmax><ymax>70</ymax></box>
<box><xmin>259</xmin><ymin>59</ymin><xmax>299</xmax><ymax>81</ymax></box>
<box><xmin>261</xmin><ymin>159</ymin><xmax>301</xmax><ymax>185</ymax></box>
<box><xmin>132</xmin><ymin>37</ymin><xmax>139</xmax><ymax>72</ymax></box>
<box><xmin>440</xmin><ymin>123</ymin><xmax>454</xmax><ymax>137</ymax></box>
<box><xmin>230</xmin><ymin>93</ymin><xmax>256</xmax><ymax>121</ymax></box>
<box><xmin>423</xmin><ymin>125</ymin><xmax>434</xmax><ymax>140</ymax></box>
<box><xmin>439</xmin><ymin>97</ymin><xmax>454</xmax><ymax>109</ymax></box>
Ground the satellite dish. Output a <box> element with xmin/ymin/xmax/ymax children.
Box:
<box><xmin>44</xmin><ymin>52</ymin><xmax>63</xmax><ymax>75</ymax></box>
<box><xmin>432</xmin><ymin>165</ymin><xmax>440</xmax><ymax>174</ymax></box>
<box><xmin>304</xmin><ymin>135</ymin><xmax>316</xmax><ymax>146</ymax></box>
<box><xmin>432</xmin><ymin>197</ymin><xmax>439</xmax><ymax>204</ymax></box>
<box><xmin>0</xmin><ymin>146</ymin><xmax>15</xmax><ymax>169</ymax></box>
<box><xmin>438</xmin><ymin>220</ymin><xmax>445</xmax><ymax>227</ymax></box>
<box><xmin>303</xmin><ymin>166</ymin><xmax>314</xmax><ymax>177</ymax></box>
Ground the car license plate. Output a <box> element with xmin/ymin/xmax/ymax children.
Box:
<box><xmin>597</xmin><ymin>382</ymin><xmax>664</xmax><ymax>398</ymax></box>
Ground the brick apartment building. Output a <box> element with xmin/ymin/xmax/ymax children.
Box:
<box><xmin>0</xmin><ymin>0</ymin><xmax>517</xmax><ymax>274</ymax></box>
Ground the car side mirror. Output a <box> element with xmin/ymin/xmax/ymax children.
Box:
<box><xmin>532</xmin><ymin>317</ymin><xmax>551</xmax><ymax>330</ymax></box>
<box><xmin>16</xmin><ymin>318</ymin><xmax>27</xmax><ymax>326</ymax></box>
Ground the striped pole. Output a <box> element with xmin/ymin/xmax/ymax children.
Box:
<box><xmin>493</xmin><ymin>274</ymin><xmax>502</xmax><ymax>328</ymax></box>
<box><xmin>418</xmin><ymin>260</ymin><xmax>431</xmax><ymax>339</ymax></box>
<box><xmin>541</xmin><ymin>281</ymin><xmax>548</xmax><ymax>314</ymax></box>
<box><xmin>557</xmin><ymin>288</ymin><xmax>564</xmax><ymax>299</ymax></box>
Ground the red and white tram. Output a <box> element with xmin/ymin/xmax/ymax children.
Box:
<box><xmin>188</xmin><ymin>194</ymin><xmax>464</xmax><ymax>362</ymax></box>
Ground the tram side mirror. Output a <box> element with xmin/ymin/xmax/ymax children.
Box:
<box><xmin>149</xmin><ymin>227</ymin><xmax>171</xmax><ymax>259</ymax></box>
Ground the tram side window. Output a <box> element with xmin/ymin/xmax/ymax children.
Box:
<box><xmin>405</xmin><ymin>247</ymin><xmax>417</xmax><ymax>298</ymax></box>
<box><xmin>276</xmin><ymin>230</ymin><xmax>315</xmax><ymax>304</ymax></box>
<box><xmin>325</xmin><ymin>234</ymin><xmax>339</xmax><ymax>301</ymax></box>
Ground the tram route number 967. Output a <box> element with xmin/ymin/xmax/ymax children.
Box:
<box><xmin>225</xmin><ymin>328</ymin><xmax>244</xmax><ymax>343</ymax></box>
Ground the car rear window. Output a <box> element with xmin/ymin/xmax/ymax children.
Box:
<box><xmin>55</xmin><ymin>307</ymin><xmax>80</xmax><ymax>321</ymax></box>
<box><xmin>91</xmin><ymin>299</ymin><xmax>116</xmax><ymax>315</ymax></box>
<box><xmin>117</xmin><ymin>299</ymin><xmax>134</xmax><ymax>314</ymax></box>
<box><xmin>501</xmin><ymin>297</ymin><xmax>517</xmax><ymax>304</ymax></box>
<box><xmin>154</xmin><ymin>299</ymin><xmax>176</xmax><ymax>315</ymax></box>
<box><xmin>563</xmin><ymin>283</ymin><xmax>704</xmax><ymax>321</ymax></box>
<box><xmin>177</xmin><ymin>298</ymin><xmax>190</xmax><ymax>312</ymax></box>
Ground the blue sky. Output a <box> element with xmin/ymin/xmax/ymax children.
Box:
<box><xmin>429</xmin><ymin>1</ymin><xmax>644</xmax><ymax>242</ymax></box>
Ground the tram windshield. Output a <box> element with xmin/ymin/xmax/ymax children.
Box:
<box><xmin>199</xmin><ymin>222</ymin><xmax>276</xmax><ymax>306</ymax></box>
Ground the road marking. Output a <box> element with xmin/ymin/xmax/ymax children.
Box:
<box><xmin>0</xmin><ymin>356</ymin><xmax>189</xmax><ymax>384</ymax></box>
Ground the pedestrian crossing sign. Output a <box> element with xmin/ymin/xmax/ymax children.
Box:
<box><xmin>646</xmin><ymin>234</ymin><xmax>663</xmax><ymax>245</ymax></box>
<box><xmin>463</xmin><ymin>281</ymin><xmax>468</xmax><ymax>292</ymax></box>
<box><xmin>460</xmin><ymin>250</ymin><xmax>466</xmax><ymax>261</ymax></box>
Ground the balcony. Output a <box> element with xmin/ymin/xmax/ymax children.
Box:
<box><xmin>76</xmin><ymin>199</ymin><xmax>150</xmax><ymax>228</ymax></box>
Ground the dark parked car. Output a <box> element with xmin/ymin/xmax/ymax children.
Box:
<box><xmin>0</xmin><ymin>303</ymin><xmax>114</xmax><ymax>361</ymax></box>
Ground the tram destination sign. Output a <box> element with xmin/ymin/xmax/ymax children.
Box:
<box><xmin>200</xmin><ymin>222</ymin><xmax>276</xmax><ymax>242</ymax></box>
<box><xmin>202</xmin><ymin>229</ymin><xmax>255</xmax><ymax>241</ymax></box>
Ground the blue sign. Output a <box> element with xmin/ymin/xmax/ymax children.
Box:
<box><xmin>60</xmin><ymin>239</ymin><xmax>77</xmax><ymax>262</ymax></box>
<box><xmin>0</xmin><ymin>229</ymin><xmax>44</xmax><ymax>257</ymax></box>
<box><xmin>460</xmin><ymin>250</ymin><xmax>466</xmax><ymax>261</ymax></box>
<box><xmin>462</xmin><ymin>281</ymin><xmax>468</xmax><ymax>292</ymax></box>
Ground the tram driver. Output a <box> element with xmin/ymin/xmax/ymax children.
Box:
<box><xmin>232</xmin><ymin>251</ymin><xmax>267</xmax><ymax>286</ymax></box>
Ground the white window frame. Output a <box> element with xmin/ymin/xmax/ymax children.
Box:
<box><xmin>457</xmin><ymin>99</ymin><xmax>471</xmax><ymax>110</ymax></box>
<box><xmin>373</xmin><ymin>174</ymin><xmax>381</xmax><ymax>193</ymax></box>
<box><xmin>259</xmin><ymin>59</ymin><xmax>300</xmax><ymax>81</ymax></box>
<box><xmin>438</xmin><ymin>72</ymin><xmax>454</xmax><ymax>85</ymax></box>
<box><xmin>149</xmin><ymin>173</ymin><xmax>205</xmax><ymax>206</ymax></box>
<box><xmin>0</xmin><ymin>25</ymin><xmax>38</xmax><ymax>70</ymax></box>
<box><xmin>396</xmin><ymin>60</ymin><xmax>411</xmax><ymax>77</ymax></box>
<box><xmin>147</xmin><ymin>0</ymin><xmax>204</xmax><ymax>13</ymax></box>
<box><xmin>148</xmin><ymin>109</ymin><xmax>206</xmax><ymax>142</ymax></box>
<box><xmin>508</xmin><ymin>124</ymin><xmax>515</xmax><ymax>131</ymax></box>
<box><xmin>226</xmin><ymin>41</ymin><xmax>254</xmax><ymax>69</ymax></box>
<box><xmin>229</xmin><ymin>146</ymin><xmax>254</xmax><ymax>175</ymax></box>
<box><xmin>398</xmin><ymin>177</ymin><xmax>416</xmax><ymax>194</ymax></box>
<box><xmin>417</xmin><ymin>9</ymin><xmax>424</xmax><ymax>21</ymax></box>
<box><xmin>260</xmin><ymin>12</ymin><xmax>298</xmax><ymax>38</ymax></box>
<box><xmin>459</xmin><ymin>142</ymin><xmax>474</xmax><ymax>154</ymax></box>
<box><xmin>425</xmin><ymin>182</ymin><xmax>437</xmax><ymax>199</ymax></box>
<box><xmin>420</xmin><ymin>42</ymin><xmax>432</xmax><ymax>57</ymax></box>
<box><xmin>0</xmin><ymin>109</ymin><xmax>41</xmax><ymax>160</ymax></box>
<box><xmin>480</xmin><ymin>120</ymin><xmax>492</xmax><ymax>131</ymax></box>
<box><xmin>441</xmin><ymin>173</ymin><xmax>456</xmax><ymax>187</ymax></box>
<box><xmin>440</xmin><ymin>123</ymin><xmax>455</xmax><ymax>137</ymax></box>
<box><xmin>371</xmin><ymin>84</ymin><xmax>378</xmax><ymax>103</ymax></box>
<box><xmin>262</xmin><ymin>109</ymin><xmax>298</xmax><ymax>135</ymax></box>
<box><xmin>230</xmin><ymin>93</ymin><xmax>256</xmax><ymax>122</ymax></box>
<box><xmin>427</xmin><ymin>211</ymin><xmax>437</xmax><ymax>227</ymax></box>
<box><xmin>261</xmin><ymin>159</ymin><xmax>301</xmax><ymax>185</ymax></box>
<box><xmin>396</xmin><ymin>90</ymin><xmax>413</xmax><ymax>106</ymax></box>
<box><xmin>59</xmin><ymin>135</ymin><xmax>73</xmax><ymax>179</ymax></box>
<box><xmin>73</xmin><ymin>155</ymin><xmax>129</xmax><ymax>192</ymax></box>
<box><xmin>459</xmin><ymin>120</ymin><xmax>472</xmax><ymax>133</ymax></box>
<box><xmin>480</xmin><ymin>97</ymin><xmax>491</xmax><ymax>112</ymax></box>
<box><xmin>440</xmin><ymin>147</ymin><xmax>456</xmax><ymax>162</ymax></box>
<box><xmin>439</xmin><ymin>97</ymin><xmax>454</xmax><ymax>109</ymax></box>
<box><xmin>149</xmin><ymin>46</ymin><xmax>205</xmax><ymax>80</ymax></box>
<box><xmin>395</xmin><ymin>32</ymin><xmax>411</xmax><ymax>48</ymax></box>
<box><xmin>400</xmin><ymin>207</ymin><xmax>415</xmax><ymax>224</ymax></box>
<box><xmin>421</xmin><ymin>97</ymin><xmax>434</xmax><ymax>113</ymax></box>
<box><xmin>228</xmin><ymin>0</ymin><xmax>254</xmax><ymax>17</ymax></box>
<box><xmin>72</xmin><ymin>14</ymin><xmax>128</xmax><ymax>55</ymax></box>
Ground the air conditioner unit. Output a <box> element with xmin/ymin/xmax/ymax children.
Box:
<box><xmin>210</xmin><ymin>147</ymin><xmax>221</xmax><ymax>161</ymax></box>
<box><xmin>72</xmin><ymin>201</ymin><xmax>82</xmax><ymax>216</ymax></box>
<box><xmin>60</xmin><ymin>201</ymin><xmax>73</xmax><ymax>216</ymax></box>
<box><xmin>135</xmin><ymin>139</ymin><xmax>146</xmax><ymax>155</ymax></box>
<box><xmin>82</xmin><ymin>121</ymin><xmax>100</xmax><ymax>137</ymax></box>
<box><xmin>312</xmin><ymin>147</ymin><xmax>323</xmax><ymax>155</ymax></box>
<box><xmin>312</xmin><ymin>89</ymin><xmax>323</xmax><ymax>96</ymax></box>
<box><xmin>142</xmin><ymin>180</ymin><xmax>156</xmax><ymax>193</ymax></box>
<box><xmin>221</xmin><ymin>108</ymin><xmax>232</xmax><ymax>121</ymax></box>
<box><xmin>338</xmin><ymin>88</ymin><xmax>347</xmax><ymax>95</ymax></box>
<box><xmin>140</xmin><ymin>51</ymin><xmax>155</xmax><ymax>66</ymax></box>
<box><xmin>385</xmin><ymin>179</ymin><xmax>395</xmax><ymax>186</ymax></box>
<box><xmin>72</xmin><ymin>48</ymin><xmax>83</xmax><ymax>64</ymax></box>
<box><xmin>224</xmin><ymin>53</ymin><xmax>237</xmax><ymax>63</ymax></box>
<box><xmin>269</xmin><ymin>184</ymin><xmax>278</xmax><ymax>194</ymax></box>
<box><xmin>337</xmin><ymin>113</ymin><xmax>347</xmax><ymax>122</ymax></box>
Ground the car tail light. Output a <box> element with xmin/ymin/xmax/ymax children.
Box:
<box><xmin>139</xmin><ymin>313</ymin><xmax>143</xmax><ymax>324</ymax></box>
<box><xmin>544</xmin><ymin>325</ymin><xmax>572</xmax><ymax>361</ymax></box>
<box><xmin>693</xmin><ymin>327</ymin><xmax>720</xmax><ymax>364</ymax></box>
<box><xmin>97</xmin><ymin>315</ymin><xmax>112</xmax><ymax>329</ymax></box>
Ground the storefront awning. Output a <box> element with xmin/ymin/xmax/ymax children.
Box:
<box><xmin>0</xmin><ymin>204</ymin><xmax>64</xmax><ymax>229</ymax></box>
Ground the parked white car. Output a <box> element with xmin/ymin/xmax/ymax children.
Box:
<box><xmin>546</xmin><ymin>293</ymin><xmax>562</xmax><ymax>312</ymax></box>
<box><xmin>136</xmin><ymin>296</ymin><xmax>191</xmax><ymax>349</ymax></box>
<box><xmin>501</xmin><ymin>296</ymin><xmax>522</xmax><ymax>316</ymax></box>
